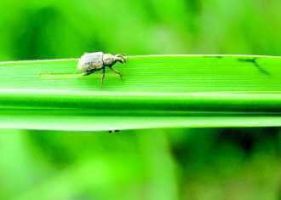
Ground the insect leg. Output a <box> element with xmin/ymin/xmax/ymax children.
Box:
<box><xmin>109</xmin><ymin>65</ymin><xmax>123</xmax><ymax>80</ymax></box>
<box><xmin>101</xmin><ymin>67</ymin><xmax>106</xmax><ymax>86</ymax></box>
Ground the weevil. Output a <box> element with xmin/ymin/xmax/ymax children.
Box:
<box><xmin>77</xmin><ymin>52</ymin><xmax>126</xmax><ymax>84</ymax></box>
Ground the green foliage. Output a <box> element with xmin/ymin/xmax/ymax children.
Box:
<box><xmin>0</xmin><ymin>0</ymin><xmax>280</xmax><ymax>199</ymax></box>
<box><xmin>0</xmin><ymin>55</ymin><xmax>280</xmax><ymax>131</ymax></box>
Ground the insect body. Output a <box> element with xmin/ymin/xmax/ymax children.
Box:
<box><xmin>77</xmin><ymin>52</ymin><xmax>126</xmax><ymax>83</ymax></box>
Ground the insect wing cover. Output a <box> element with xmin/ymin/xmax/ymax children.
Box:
<box><xmin>77</xmin><ymin>52</ymin><xmax>104</xmax><ymax>73</ymax></box>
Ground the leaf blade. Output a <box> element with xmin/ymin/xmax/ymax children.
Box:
<box><xmin>0</xmin><ymin>54</ymin><xmax>280</xmax><ymax>131</ymax></box>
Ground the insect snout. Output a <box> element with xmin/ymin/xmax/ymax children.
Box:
<box><xmin>115</xmin><ymin>54</ymin><xmax>127</xmax><ymax>63</ymax></box>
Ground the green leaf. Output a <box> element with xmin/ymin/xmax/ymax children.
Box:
<box><xmin>0</xmin><ymin>54</ymin><xmax>280</xmax><ymax>131</ymax></box>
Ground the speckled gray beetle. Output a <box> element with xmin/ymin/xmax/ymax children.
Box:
<box><xmin>77</xmin><ymin>52</ymin><xmax>126</xmax><ymax>83</ymax></box>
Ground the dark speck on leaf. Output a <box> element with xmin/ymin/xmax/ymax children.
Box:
<box><xmin>238</xmin><ymin>58</ymin><xmax>270</xmax><ymax>76</ymax></box>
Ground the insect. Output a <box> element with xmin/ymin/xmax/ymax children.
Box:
<box><xmin>77</xmin><ymin>52</ymin><xmax>126</xmax><ymax>84</ymax></box>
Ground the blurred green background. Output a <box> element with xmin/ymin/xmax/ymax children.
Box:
<box><xmin>0</xmin><ymin>0</ymin><xmax>280</xmax><ymax>199</ymax></box>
